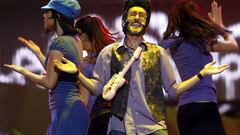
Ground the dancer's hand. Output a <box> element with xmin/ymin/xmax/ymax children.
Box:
<box><xmin>53</xmin><ymin>57</ymin><xmax>78</xmax><ymax>74</ymax></box>
<box><xmin>18</xmin><ymin>37</ymin><xmax>46</xmax><ymax>67</ymax></box>
<box><xmin>18</xmin><ymin>37</ymin><xmax>42</xmax><ymax>54</ymax></box>
<box><xmin>200</xmin><ymin>60</ymin><xmax>229</xmax><ymax>77</ymax></box>
<box><xmin>208</xmin><ymin>0</ymin><xmax>224</xmax><ymax>27</ymax></box>
<box><xmin>4</xmin><ymin>64</ymin><xmax>28</xmax><ymax>74</ymax></box>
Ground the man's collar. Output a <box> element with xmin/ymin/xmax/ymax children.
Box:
<box><xmin>116</xmin><ymin>37</ymin><xmax>148</xmax><ymax>54</ymax></box>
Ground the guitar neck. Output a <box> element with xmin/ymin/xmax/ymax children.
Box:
<box><xmin>119</xmin><ymin>46</ymin><xmax>142</xmax><ymax>77</ymax></box>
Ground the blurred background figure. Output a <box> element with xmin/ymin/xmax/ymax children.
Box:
<box><xmin>74</xmin><ymin>15</ymin><xmax>116</xmax><ymax>135</ymax></box>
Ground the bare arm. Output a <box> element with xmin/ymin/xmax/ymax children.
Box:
<box><xmin>208</xmin><ymin>34</ymin><xmax>238</xmax><ymax>52</ymax></box>
<box><xmin>207</xmin><ymin>1</ymin><xmax>239</xmax><ymax>52</ymax></box>
<box><xmin>160</xmin><ymin>47</ymin><xmax>228</xmax><ymax>97</ymax></box>
<box><xmin>72</xmin><ymin>36</ymin><xmax>88</xmax><ymax>105</ymax></box>
<box><xmin>5</xmin><ymin>50</ymin><xmax>62</xmax><ymax>89</ymax></box>
<box><xmin>174</xmin><ymin>61</ymin><xmax>228</xmax><ymax>96</ymax></box>
<box><xmin>79</xmin><ymin>83</ymin><xmax>90</xmax><ymax>107</ymax></box>
<box><xmin>18</xmin><ymin>37</ymin><xmax>46</xmax><ymax>67</ymax></box>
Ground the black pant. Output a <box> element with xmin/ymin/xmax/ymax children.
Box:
<box><xmin>110</xmin><ymin>129</ymin><xmax>168</xmax><ymax>135</ymax></box>
<box><xmin>177</xmin><ymin>102</ymin><xmax>226</xmax><ymax>135</ymax></box>
<box><xmin>88</xmin><ymin>113</ymin><xmax>111</xmax><ymax>135</ymax></box>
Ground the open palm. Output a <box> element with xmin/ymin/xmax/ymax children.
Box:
<box><xmin>208</xmin><ymin>0</ymin><xmax>224</xmax><ymax>27</ymax></box>
<box><xmin>4</xmin><ymin>64</ymin><xmax>27</xmax><ymax>74</ymax></box>
<box><xmin>18</xmin><ymin>37</ymin><xmax>41</xmax><ymax>54</ymax></box>
<box><xmin>202</xmin><ymin>61</ymin><xmax>229</xmax><ymax>76</ymax></box>
<box><xmin>53</xmin><ymin>57</ymin><xmax>78</xmax><ymax>74</ymax></box>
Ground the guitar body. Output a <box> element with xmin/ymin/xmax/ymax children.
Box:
<box><xmin>102</xmin><ymin>73</ymin><xmax>126</xmax><ymax>101</ymax></box>
<box><xmin>102</xmin><ymin>46</ymin><xmax>142</xmax><ymax>101</ymax></box>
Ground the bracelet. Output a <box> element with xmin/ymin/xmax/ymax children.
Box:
<box><xmin>197</xmin><ymin>72</ymin><xmax>204</xmax><ymax>80</ymax></box>
<box><xmin>75</xmin><ymin>69</ymin><xmax>80</xmax><ymax>75</ymax></box>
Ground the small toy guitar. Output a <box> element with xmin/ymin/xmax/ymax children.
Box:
<box><xmin>102</xmin><ymin>46</ymin><xmax>143</xmax><ymax>101</ymax></box>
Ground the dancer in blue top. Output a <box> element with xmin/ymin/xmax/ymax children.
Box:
<box><xmin>160</xmin><ymin>0</ymin><xmax>238</xmax><ymax>135</ymax></box>
<box><xmin>74</xmin><ymin>15</ymin><xmax>116</xmax><ymax>135</ymax></box>
<box><xmin>4</xmin><ymin>0</ymin><xmax>89</xmax><ymax>134</ymax></box>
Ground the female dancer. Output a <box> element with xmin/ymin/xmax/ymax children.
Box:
<box><xmin>5</xmin><ymin>0</ymin><xmax>89</xmax><ymax>134</ymax></box>
<box><xmin>74</xmin><ymin>15</ymin><xmax>116</xmax><ymax>135</ymax></box>
<box><xmin>160</xmin><ymin>1</ymin><xmax>238</xmax><ymax>135</ymax></box>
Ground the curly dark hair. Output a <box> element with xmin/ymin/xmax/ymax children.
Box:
<box><xmin>163</xmin><ymin>0</ymin><xmax>230</xmax><ymax>50</ymax></box>
<box><xmin>122</xmin><ymin>0</ymin><xmax>151</xmax><ymax>34</ymax></box>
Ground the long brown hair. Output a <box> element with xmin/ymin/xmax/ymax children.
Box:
<box><xmin>163</xmin><ymin>0</ymin><xmax>230</xmax><ymax>50</ymax></box>
<box><xmin>75</xmin><ymin>16</ymin><xmax>116</xmax><ymax>55</ymax></box>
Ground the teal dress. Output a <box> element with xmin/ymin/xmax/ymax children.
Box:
<box><xmin>45</xmin><ymin>36</ymin><xmax>89</xmax><ymax>135</ymax></box>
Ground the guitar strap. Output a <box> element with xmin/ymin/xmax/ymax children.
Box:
<box><xmin>111</xmin><ymin>43</ymin><xmax>131</xmax><ymax>120</ymax></box>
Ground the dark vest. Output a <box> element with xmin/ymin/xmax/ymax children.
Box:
<box><xmin>111</xmin><ymin>42</ymin><xmax>167</xmax><ymax>122</ymax></box>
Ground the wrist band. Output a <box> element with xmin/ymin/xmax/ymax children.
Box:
<box><xmin>197</xmin><ymin>72</ymin><xmax>204</xmax><ymax>80</ymax></box>
<box><xmin>75</xmin><ymin>69</ymin><xmax>80</xmax><ymax>75</ymax></box>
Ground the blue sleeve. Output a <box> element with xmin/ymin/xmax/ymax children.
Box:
<box><xmin>49</xmin><ymin>37</ymin><xmax>67</xmax><ymax>54</ymax></box>
<box><xmin>158</xmin><ymin>38</ymin><xmax>184</xmax><ymax>49</ymax></box>
<box><xmin>48</xmin><ymin>36</ymin><xmax>81</xmax><ymax>67</ymax></box>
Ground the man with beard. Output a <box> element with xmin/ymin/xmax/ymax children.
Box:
<box><xmin>53</xmin><ymin>0</ymin><xmax>229</xmax><ymax>135</ymax></box>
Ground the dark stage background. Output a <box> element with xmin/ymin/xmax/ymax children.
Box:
<box><xmin>0</xmin><ymin>0</ymin><xmax>240</xmax><ymax>135</ymax></box>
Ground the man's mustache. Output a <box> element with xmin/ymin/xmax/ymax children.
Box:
<box><xmin>130</xmin><ymin>20</ymin><xmax>146</xmax><ymax>27</ymax></box>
